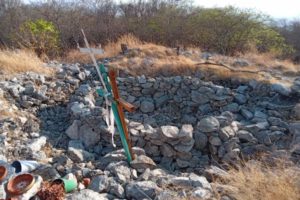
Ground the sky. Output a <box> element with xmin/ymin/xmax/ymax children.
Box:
<box><xmin>193</xmin><ymin>0</ymin><xmax>300</xmax><ymax>19</ymax></box>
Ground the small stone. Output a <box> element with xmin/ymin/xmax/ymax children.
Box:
<box><xmin>194</xmin><ymin>131</ymin><xmax>208</xmax><ymax>150</ymax></box>
<box><xmin>66</xmin><ymin>120</ymin><xmax>80</xmax><ymax>140</ymax></box>
<box><xmin>130</xmin><ymin>155</ymin><xmax>156</xmax><ymax>171</ymax></box>
<box><xmin>28</xmin><ymin>136</ymin><xmax>47</xmax><ymax>152</ymax></box>
<box><xmin>79</xmin><ymin>124</ymin><xmax>100</xmax><ymax>147</ymax></box>
<box><xmin>106</xmin><ymin>162</ymin><xmax>131</xmax><ymax>183</ymax></box>
<box><xmin>197</xmin><ymin>116</ymin><xmax>220</xmax><ymax>133</ymax></box>
<box><xmin>68</xmin><ymin>140</ymin><xmax>94</xmax><ymax>163</ymax></box>
<box><xmin>160</xmin><ymin>144</ymin><xmax>175</xmax><ymax>157</ymax></box>
<box><xmin>223</xmin><ymin>103</ymin><xmax>239</xmax><ymax>112</ymax></box>
<box><xmin>233</xmin><ymin>59</ymin><xmax>249</xmax><ymax>67</ymax></box>
<box><xmin>219</xmin><ymin>126</ymin><xmax>235</xmax><ymax>141</ymax></box>
<box><xmin>179</xmin><ymin>124</ymin><xmax>193</xmax><ymax>141</ymax></box>
<box><xmin>161</xmin><ymin>126</ymin><xmax>179</xmax><ymax>139</ymax></box>
<box><xmin>191</xmin><ymin>91</ymin><xmax>210</xmax><ymax>104</ymax></box>
<box><xmin>234</xmin><ymin>93</ymin><xmax>247</xmax><ymax>104</ymax></box>
<box><xmin>109</xmin><ymin>181</ymin><xmax>125</xmax><ymax>198</ymax></box>
<box><xmin>241</xmin><ymin>109</ymin><xmax>253</xmax><ymax>120</ymax></box>
<box><xmin>209</xmin><ymin>136</ymin><xmax>222</xmax><ymax>146</ymax></box>
<box><xmin>237</xmin><ymin>130</ymin><xmax>257</xmax><ymax>143</ymax></box>
<box><xmin>67</xmin><ymin>189</ymin><xmax>108</xmax><ymax>200</ymax></box>
<box><xmin>77</xmin><ymin>84</ymin><xmax>91</xmax><ymax>96</ymax></box>
<box><xmin>126</xmin><ymin>181</ymin><xmax>162</xmax><ymax>200</ymax></box>
<box><xmin>174</xmin><ymin>139</ymin><xmax>195</xmax><ymax>153</ymax></box>
<box><xmin>140</xmin><ymin>100</ymin><xmax>155</xmax><ymax>113</ymax></box>
<box><xmin>176</xmin><ymin>158</ymin><xmax>190</xmax><ymax>168</ymax></box>
<box><xmin>271</xmin><ymin>83</ymin><xmax>291</xmax><ymax>96</ymax></box>
<box><xmin>88</xmin><ymin>175</ymin><xmax>109</xmax><ymax>193</ymax></box>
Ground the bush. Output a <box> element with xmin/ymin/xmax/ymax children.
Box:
<box><xmin>18</xmin><ymin>19</ymin><xmax>60</xmax><ymax>59</ymax></box>
<box><xmin>185</xmin><ymin>7</ymin><xmax>294</xmax><ymax>56</ymax></box>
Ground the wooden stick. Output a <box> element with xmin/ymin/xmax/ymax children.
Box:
<box><xmin>108</xmin><ymin>69</ymin><xmax>135</xmax><ymax>160</ymax></box>
<box><xmin>117</xmin><ymin>98</ymin><xmax>136</xmax><ymax>112</ymax></box>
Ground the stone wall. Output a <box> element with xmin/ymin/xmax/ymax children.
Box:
<box><xmin>67</xmin><ymin>72</ymin><xmax>299</xmax><ymax>170</ymax></box>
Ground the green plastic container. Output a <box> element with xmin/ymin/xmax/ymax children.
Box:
<box><xmin>52</xmin><ymin>178</ymin><xmax>77</xmax><ymax>193</ymax></box>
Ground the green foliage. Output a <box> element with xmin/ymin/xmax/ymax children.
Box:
<box><xmin>19</xmin><ymin>19</ymin><xmax>60</xmax><ymax>58</ymax></box>
<box><xmin>254</xmin><ymin>26</ymin><xmax>295</xmax><ymax>57</ymax></box>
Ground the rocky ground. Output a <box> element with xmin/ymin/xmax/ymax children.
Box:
<box><xmin>0</xmin><ymin>52</ymin><xmax>300</xmax><ymax>199</ymax></box>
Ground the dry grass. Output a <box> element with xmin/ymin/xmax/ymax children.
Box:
<box><xmin>0</xmin><ymin>49</ymin><xmax>52</xmax><ymax>75</ymax></box>
<box><xmin>214</xmin><ymin>159</ymin><xmax>300</xmax><ymax>200</ymax></box>
<box><xmin>64</xmin><ymin>34</ymin><xmax>143</xmax><ymax>63</ymax></box>
<box><xmin>104</xmin><ymin>33</ymin><xmax>142</xmax><ymax>57</ymax></box>
<box><xmin>64</xmin><ymin>34</ymin><xmax>299</xmax><ymax>85</ymax></box>
<box><xmin>239</xmin><ymin>51</ymin><xmax>300</xmax><ymax>74</ymax></box>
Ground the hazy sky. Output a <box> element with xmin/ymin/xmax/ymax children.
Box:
<box><xmin>193</xmin><ymin>0</ymin><xmax>300</xmax><ymax>19</ymax></box>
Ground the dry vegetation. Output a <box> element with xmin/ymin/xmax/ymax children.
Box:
<box><xmin>214</xmin><ymin>158</ymin><xmax>300</xmax><ymax>200</ymax></box>
<box><xmin>0</xmin><ymin>49</ymin><xmax>52</xmax><ymax>75</ymax></box>
<box><xmin>65</xmin><ymin>34</ymin><xmax>300</xmax><ymax>84</ymax></box>
<box><xmin>64</xmin><ymin>34</ymin><xmax>143</xmax><ymax>63</ymax></box>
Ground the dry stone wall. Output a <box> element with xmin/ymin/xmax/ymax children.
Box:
<box><xmin>67</xmin><ymin>72</ymin><xmax>299</xmax><ymax>171</ymax></box>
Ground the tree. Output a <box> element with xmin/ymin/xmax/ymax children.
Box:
<box><xmin>18</xmin><ymin>19</ymin><xmax>60</xmax><ymax>58</ymax></box>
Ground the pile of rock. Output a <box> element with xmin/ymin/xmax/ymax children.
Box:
<box><xmin>0</xmin><ymin>61</ymin><xmax>299</xmax><ymax>199</ymax></box>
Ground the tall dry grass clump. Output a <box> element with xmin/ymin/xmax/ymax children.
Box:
<box><xmin>0</xmin><ymin>49</ymin><xmax>51</xmax><ymax>75</ymax></box>
<box><xmin>214</xmin><ymin>159</ymin><xmax>300</xmax><ymax>200</ymax></box>
<box><xmin>104</xmin><ymin>34</ymin><xmax>142</xmax><ymax>57</ymax></box>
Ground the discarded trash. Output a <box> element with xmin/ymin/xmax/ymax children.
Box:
<box><xmin>10</xmin><ymin>175</ymin><xmax>43</xmax><ymax>200</ymax></box>
<box><xmin>11</xmin><ymin>160</ymin><xmax>40</xmax><ymax>173</ymax></box>
<box><xmin>0</xmin><ymin>165</ymin><xmax>7</xmax><ymax>182</ymax></box>
<box><xmin>37</xmin><ymin>181</ymin><xmax>65</xmax><ymax>200</ymax></box>
<box><xmin>82</xmin><ymin>178</ymin><xmax>91</xmax><ymax>188</ymax></box>
<box><xmin>7</xmin><ymin>173</ymin><xmax>35</xmax><ymax>195</ymax></box>
<box><xmin>52</xmin><ymin>177</ymin><xmax>77</xmax><ymax>193</ymax></box>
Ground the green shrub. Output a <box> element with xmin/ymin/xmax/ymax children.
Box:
<box><xmin>18</xmin><ymin>19</ymin><xmax>60</xmax><ymax>58</ymax></box>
